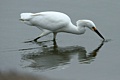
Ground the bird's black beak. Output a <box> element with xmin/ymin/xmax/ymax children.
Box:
<box><xmin>92</xmin><ymin>27</ymin><xmax>105</xmax><ymax>40</ymax></box>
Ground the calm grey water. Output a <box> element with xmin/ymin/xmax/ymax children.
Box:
<box><xmin>0</xmin><ymin>0</ymin><xmax>120</xmax><ymax>80</ymax></box>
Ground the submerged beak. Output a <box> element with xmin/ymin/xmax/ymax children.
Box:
<box><xmin>92</xmin><ymin>27</ymin><xmax>105</xmax><ymax>40</ymax></box>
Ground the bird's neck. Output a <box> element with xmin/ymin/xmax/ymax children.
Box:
<box><xmin>66</xmin><ymin>23</ymin><xmax>86</xmax><ymax>34</ymax></box>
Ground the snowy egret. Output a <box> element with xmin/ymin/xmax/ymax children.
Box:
<box><xmin>20</xmin><ymin>11</ymin><xmax>105</xmax><ymax>42</ymax></box>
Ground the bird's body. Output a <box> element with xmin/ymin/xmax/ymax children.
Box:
<box><xmin>31</xmin><ymin>11</ymin><xmax>71</xmax><ymax>32</ymax></box>
<box><xmin>20</xmin><ymin>11</ymin><xmax>105</xmax><ymax>41</ymax></box>
<box><xmin>21</xmin><ymin>11</ymin><xmax>85</xmax><ymax>34</ymax></box>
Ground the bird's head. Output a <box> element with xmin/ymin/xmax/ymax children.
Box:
<box><xmin>77</xmin><ymin>20</ymin><xmax>105</xmax><ymax>40</ymax></box>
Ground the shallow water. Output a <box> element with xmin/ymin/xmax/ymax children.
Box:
<box><xmin>0</xmin><ymin>0</ymin><xmax>120</xmax><ymax>80</ymax></box>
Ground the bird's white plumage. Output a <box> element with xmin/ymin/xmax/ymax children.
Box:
<box><xmin>20</xmin><ymin>11</ymin><xmax>104</xmax><ymax>41</ymax></box>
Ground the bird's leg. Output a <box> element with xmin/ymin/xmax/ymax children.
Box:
<box><xmin>53</xmin><ymin>32</ymin><xmax>57</xmax><ymax>41</ymax></box>
<box><xmin>34</xmin><ymin>36</ymin><xmax>41</xmax><ymax>42</ymax></box>
<box><xmin>34</xmin><ymin>30</ymin><xmax>52</xmax><ymax>42</ymax></box>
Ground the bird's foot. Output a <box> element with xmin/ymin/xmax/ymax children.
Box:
<box><xmin>24</xmin><ymin>37</ymin><xmax>40</xmax><ymax>43</ymax></box>
<box><xmin>24</xmin><ymin>40</ymin><xmax>35</xmax><ymax>43</ymax></box>
<box><xmin>33</xmin><ymin>37</ymin><xmax>41</xmax><ymax>42</ymax></box>
<box><xmin>33</xmin><ymin>39</ymin><xmax>38</xmax><ymax>42</ymax></box>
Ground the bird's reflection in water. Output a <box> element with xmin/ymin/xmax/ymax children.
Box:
<box><xmin>22</xmin><ymin>40</ymin><xmax>104</xmax><ymax>70</ymax></box>
<box><xmin>79</xmin><ymin>41</ymin><xmax>104</xmax><ymax>64</ymax></box>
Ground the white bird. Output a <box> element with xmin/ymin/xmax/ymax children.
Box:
<box><xmin>20</xmin><ymin>11</ymin><xmax>105</xmax><ymax>42</ymax></box>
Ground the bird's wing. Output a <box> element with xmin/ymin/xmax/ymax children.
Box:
<box><xmin>31</xmin><ymin>13</ymin><xmax>43</xmax><ymax>16</ymax></box>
